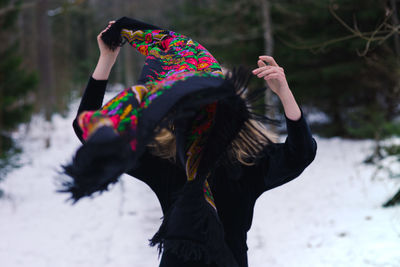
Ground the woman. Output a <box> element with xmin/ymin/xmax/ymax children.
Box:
<box><xmin>62</xmin><ymin>17</ymin><xmax>317</xmax><ymax>267</ymax></box>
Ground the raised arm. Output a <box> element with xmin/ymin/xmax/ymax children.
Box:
<box><xmin>248</xmin><ymin>56</ymin><xmax>317</xmax><ymax>195</ymax></box>
<box><xmin>253</xmin><ymin>55</ymin><xmax>301</xmax><ymax>121</ymax></box>
<box><xmin>93</xmin><ymin>21</ymin><xmax>121</xmax><ymax>80</ymax></box>
<box><xmin>73</xmin><ymin>21</ymin><xmax>120</xmax><ymax>143</ymax></box>
<box><xmin>71</xmin><ymin>20</ymin><xmax>184</xmax><ymax>196</ymax></box>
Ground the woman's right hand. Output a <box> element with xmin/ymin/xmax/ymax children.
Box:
<box><xmin>97</xmin><ymin>21</ymin><xmax>120</xmax><ymax>63</ymax></box>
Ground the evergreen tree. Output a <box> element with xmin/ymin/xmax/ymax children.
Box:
<box><xmin>0</xmin><ymin>0</ymin><xmax>37</xmax><ymax>183</ymax></box>
<box><xmin>172</xmin><ymin>0</ymin><xmax>400</xmax><ymax>139</ymax></box>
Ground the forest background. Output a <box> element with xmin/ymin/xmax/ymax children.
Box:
<box><xmin>0</xmin><ymin>0</ymin><xmax>400</xmax><ymax>205</ymax></box>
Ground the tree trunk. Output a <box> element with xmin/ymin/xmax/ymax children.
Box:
<box><xmin>111</xmin><ymin>0</ymin><xmax>123</xmax><ymax>83</ymax></box>
<box><xmin>123</xmin><ymin>2</ymin><xmax>135</xmax><ymax>86</ymax></box>
<box><xmin>260</xmin><ymin>0</ymin><xmax>274</xmax><ymax>56</ymax></box>
<box><xmin>390</xmin><ymin>0</ymin><xmax>400</xmax><ymax>57</ymax></box>
<box><xmin>35</xmin><ymin>0</ymin><xmax>54</xmax><ymax>147</ymax></box>
<box><xmin>35</xmin><ymin>0</ymin><xmax>55</xmax><ymax>115</ymax></box>
<box><xmin>0</xmin><ymin>88</ymin><xmax>3</xmax><ymax>156</ymax></box>
<box><xmin>259</xmin><ymin>0</ymin><xmax>277</xmax><ymax>133</ymax></box>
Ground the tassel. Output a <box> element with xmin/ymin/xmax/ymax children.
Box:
<box><xmin>149</xmin><ymin>179</ymin><xmax>239</xmax><ymax>267</ymax></box>
<box><xmin>59</xmin><ymin>127</ymin><xmax>133</xmax><ymax>203</ymax></box>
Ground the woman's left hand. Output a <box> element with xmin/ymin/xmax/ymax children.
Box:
<box><xmin>252</xmin><ymin>55</ymin><xmax>290</xmax><ymax>97</ymax></box>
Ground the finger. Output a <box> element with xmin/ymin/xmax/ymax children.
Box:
<box><xmin>101</xmin><ymin>24</ymin><xmax>111</xmax><ymax>34</ymax></box>
<box><xmin>256</xmin><ymin>68</ymin><xmax>279</xmax><ymax>78</ymax></box>
<box><xmin>259</xmin><ymin>55</ymin><xmax>278</xmax><ymax>67</ymax></box>
<box><xmin>252</xmin><ymin>65</ymin><xmax>271</xmax><ymax>75</ymax></box>
<box><xmin>263</xmin><ymin>73</ymin><xmax>281</xmax><ymax>81</ymax></box>
<box><xmin>253</xmin><ymin>66</ymin><xmax>283</xmax><ymax>75</ymax></box>
<box><xmin>257</xmin><ymin>59</ymin><xmax>267</xmax><ymax>68</ymax></box>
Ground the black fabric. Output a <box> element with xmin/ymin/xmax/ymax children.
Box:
<box><xmin>101</xmin><ymin>16</ymin><xmax>161</xmax><ymax>51</ymax></box>
<box><xmin>73</xmin><ymin>77</ymin><xmax>108</xmax><ymax>143</ymax></box>
<box><xmin>61</xmin><ymin>126</ymin><xmax>133</xmax><ymax>201</ymax></box>
<box><xmin>159</xmin><ymin>252</ymin><xmax>218</xmax><ymax>267</ymax></box>
<box><xmin>72</xmin><ymin>77</ymin><xmax>317</xmax><ymax>267</ymax></box>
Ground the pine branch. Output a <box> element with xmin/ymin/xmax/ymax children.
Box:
<box><xmin>383</xmin><ymin>187</ymin><xmax>400</xmax><ymax>207</ymax></box>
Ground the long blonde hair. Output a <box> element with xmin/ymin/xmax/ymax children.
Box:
<box><xmin>146</xmin><ymin>119</ymin><xmax>278</xmax><ymax>166</ymax></box>
<box><xmin>146</xmin><ymin>67</ymin><xmax>280</xmax><ymax>166</ymax></box>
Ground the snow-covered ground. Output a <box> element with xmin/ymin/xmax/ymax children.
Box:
<box><xmin>0</xmin><ymin>98</ymin><xmax>399</xmax><ymax>267</ymax></box>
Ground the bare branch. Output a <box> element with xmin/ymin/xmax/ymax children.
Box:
<box><xmin>279</xmin><ymin>4</ymin><xmax>400</xmax><ymax>56</ymax></box>
<box><xmin>277</xmin><ymin>34</ymin><xmax>358</xmax><ymax>53</ymax></box>
<box><xmin>329</xmin><ymin>4</ymin><xmax>363</xmax><ymax>38</ymax></box>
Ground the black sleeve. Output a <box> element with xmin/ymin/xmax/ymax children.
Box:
<box><xmin>72</xmin><ymin>76</ymin><xmax>108</xmax><ymax>143</ymax></box>
<box><xmin>248</xmin><ymin>107</ymin><xmax>317</xmax><ymax>197</ymax></box>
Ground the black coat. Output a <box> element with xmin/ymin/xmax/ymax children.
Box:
<box><xmin>72</xmin><ymin>77</ymin><xmax>317</xmax><ymax>267</ymax></box>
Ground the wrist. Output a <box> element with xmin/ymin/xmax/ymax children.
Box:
<box><xmin>92</xmin><ymin>56</ymin><xmax>114</xmax><ymax>80</ymax></box>
<box><xmin>277</xmin><ymin>87</ymin><xmax>292</xmax><ymax>100</ymax></box>
<box><xmin>278</xmin><ymin>89</ymin><xmax>301</xmax><ymax>121</ymax></box>
<box><xmin>98</xmin><ymin>54</ymin><xmax>117</xmax><ymax>65</ymax></box>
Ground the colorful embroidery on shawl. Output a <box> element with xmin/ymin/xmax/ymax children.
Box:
<box><xmin>123</xmin><ymin>29</ymin><xmax>223</xmax><ymax>83</ymax></box>
<box><xmin>79</xmin><ymin>87</ymin><xmax>141</xmax><ymax>142</ymax></box>
<box><xmin>204</xmin><ymin>180</ymin><xmax>216</xmax><ymax>210</ymax></box>
<box><xmin>79</xmin><ymin>28</ymin><xmax>222</xmax><ymax>210</ymax></box>
<box><xmin>185</xmin><ymin>102</ymin><xmax>217</xmax><ymax>210</ymax></box>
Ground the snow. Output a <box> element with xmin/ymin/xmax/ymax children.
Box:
<box><xmin>0</xmin><ymin>98</ymin><xmax>399</xmax><ymax>267</ymax></box>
